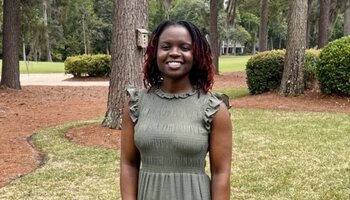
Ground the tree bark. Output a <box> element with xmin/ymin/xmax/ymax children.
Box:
<box><xmin>210</xmin><ymin>0</ymin><xmax>219</xmax><ymax>74</ymax></box>
<box><xmin>279</xmin><ymin>0</ymin><xmax>308</xmax><ymax>96</ymax></box>
<box><xmin>43</xmin><ymin>0</ymin><xmax>52</xmax><ymax>62</ymax></box>
<box><xmin>306</xmin><ymin>0</ymin><xmax>313</xmax><ymax>48</ymax></box>
<box><xmin>258</xmin><ymin>0</ymin><xmax>268</xmax><ymax>51</ymax></box>
<box><xmin>102</xmin><ymin>0</ymin><xmax>147</xmax><ymax>129</ymax></box>
<box><xmin>0</xmin><ymin>0</ymin><xmax>21</xmax><ymax>89</ymax></box>
<box><xmin>344</xmin><ymin>0</ymin><xmax>350</xmax><ymax>35</ymax></box>
<box><xmin>318</xmin><ymin>0</ymin><xmax>330</xmax><ymax>48</ymax></box>
<box><xmin>226</xmin><ymin>0</ymin><xmax>238</xmax><ymax>26</ymax></box>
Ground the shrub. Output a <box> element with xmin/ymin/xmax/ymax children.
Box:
<box><xmin>317</xmin><ymin>36</ymin><xmax>350</xmax><ymax>96</ymax></box>
<box><xmin>86</xmin><ymin>54</ymin><xmax>111</xmax><ymax>77</ymax></box>
<box><xmin>304</xmin><ymin>49</ymin><xmax>320</xmax><ymax>89</ymax></box>
<box><xmin>64</xmin><ymin>54</ymin><xmax>111</xmax><ymax>77</ymax></box>
<box><xmin>246</xmin><ymin>50</ymin><xmax>285</xmax><ymax>94</ymax></box>
<box><xmin>246</xmin><ymin>49</ymin><xmax>320</xmax><ymax>94</ymax></box>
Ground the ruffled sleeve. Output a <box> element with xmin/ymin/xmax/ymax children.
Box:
<box><xmin>126</xmin><ymin>87</ymin><xmax>140</xmax><ymax>123</ymax></box>
<box><xmin>203</xmin><ymin>93</ymin><xmax>231</xmax><ymax>131</ymax></box>
<box><xmin>203</xmin><ymin>94</ymin><xmax>222</xmax><ymax>131</ymax></box>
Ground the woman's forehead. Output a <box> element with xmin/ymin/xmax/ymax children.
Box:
<box><xmin>158</xmin><ymin>25</ymin><xmax>192</xmax><ymax>43</ymax></box>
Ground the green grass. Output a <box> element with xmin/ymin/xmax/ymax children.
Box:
<box><xmin>1</xmin><ymin>108</ymin><xmax>349</xmax><ymax>199</ymax></box>
<box><xmin>0</xmin><ymin>60</ymin><xmax>65</xmax><ymax>74</ymax></box>
<box><xmin>219</xmin><ymin>55</ymin><xmax>251</xmax><ymax>72</ymax></box>
<box><xmin>0</xmin><ymin>119</ymin><xmax>120</xmax><ymax>199</ymax></box>
<box><xmin>214</xmin><ymin>88</ymin><xmax>250</xmax><ymax>99</ymax></box>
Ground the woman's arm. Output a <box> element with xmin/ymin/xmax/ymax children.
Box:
<box><xmin>210</xmin><ymin>103</ymin><xmax>232</xmax><ymax>200</ymax></box>
<box><xmin>120</xmin><ymin>102</ymin><xmax>140</xmax><ymax>200</ymax></box>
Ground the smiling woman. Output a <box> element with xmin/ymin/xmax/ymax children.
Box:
<box><xmin>120</xmin><ymin>20</ymin><xmax>232</xmax><ymax>200</ymax></box>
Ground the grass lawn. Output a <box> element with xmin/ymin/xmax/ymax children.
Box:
<box><xmin>0</xmin><ymin>60</ymin><xmax>65</xmax><ymax>74</ymax></box>
<box><xmin>0</xmin><ymin>108</ymin><xmax>349</xmax><ymax>199</ymax></box>
<box><xmin>219</xmin><ymin>55</ymin><xmax>251</xmax><ymax>72</ymax></box>
<box><xmin>0</xmin><ymin>56</ymin><xmax>250</xmax><ymax>74</ymax></box>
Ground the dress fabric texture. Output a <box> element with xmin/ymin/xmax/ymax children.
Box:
<box><xmin>127</xmin><ymin>87</ymin><xmax>222</xmax><ymax>200</ymax></box>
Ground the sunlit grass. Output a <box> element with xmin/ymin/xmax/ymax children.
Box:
<box><xmin>219</xmin><ymin>55</ymin><xmax>251</xmax><ymax>72</ymax></box>
<box><xmin>0</xmin><ymin>110</ymin><xmax>349</xmax><ymax>199</ymax></box>
<box><xmin>231</xmin><ymin>109</ymin><xmax>350</xmax><ymax>199</ymax></box>
<box><xmin>0</xmin><ymin>60</ymin><xmax>65</xmax><ymax>74</ymax></box>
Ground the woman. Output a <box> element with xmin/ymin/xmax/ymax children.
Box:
<box><xmin>120</xmin><ymin>20</ymin><xmax>232</xmax><ymax>200</ymax></box>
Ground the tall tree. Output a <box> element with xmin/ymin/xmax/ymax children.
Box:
<box><xmin>0</xmin><ymin>0</ymin><xmax>21</xmax><ymax>89</ymax></box>
<box><xmin>102</xmin><ymin>0</ymin><xmax>148</xmax><ymax>129</ymax></box>
<box><xmin>43</xmin><ymin>0</ymin><xmax>52</xmax><ymax>61</ymax></box>
<box><xmin>157</xmin><ymin>0</ymin><xmax>172</xmax><ymax>20</ymax></box>
<box><xmin>226</xmin><ymin>0</ymin><xmax>238</xmax><ymax>27</ymax></box>
<box><xmin>210</xmin><ymin>0</ymin><xmax>219</xmax><ymax>74</ymax></box>
<box><xmin>318</xmin><ymin>0</ymin><xmax>331</xmax><ymax>48</ymax></box>
<box><xmin>279</xmin><ymin>0</ymin><xmax>308</xmax><ymax>96</ymax></box>
<box><xmin>344</xmin><ymin>0</ymin><xmax>350</xmax><ymax>35</ymax></box>
<box><xmin>258</xmin><ymin>0</ymin><xmax>268</xmax><ymax>51</ymax></box>
<box><xmin>306</xmin><ymin>0</ymin><xmax>313</xmax><ymax>48</ymax></box>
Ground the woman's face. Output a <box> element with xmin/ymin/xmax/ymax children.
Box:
<box><xmin>156</xmin><ymin>25</ymin><xmax>194</xmax><ymax>82</ymax></box>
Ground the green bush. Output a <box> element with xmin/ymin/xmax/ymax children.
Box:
<box><xmin>317</xmin><ymin>36</ymin><xmax>350</xmax><ymax>96</ymax></box>
<box><xmin>64</xmin><ymin>54</ymin><xmax>111</xmax><ymax>77</ymax></box>
<box><xmin>246</xmin><ymin>49</ymin><xmax>320</xmax><ymax>94</ymax></box>
<box><xmin>246</xmin><ymin>50</ymin><xmax>285</xmax><ymax>94</ymax></box>
<box><xmin>304</xmin><ymin>49</ymin><xmax>320</xmax><ymax>89</ymax></box>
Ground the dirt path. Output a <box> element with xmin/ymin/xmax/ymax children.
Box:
<box><xmin>0</xmin><ymin>72</ymin><xmax>349</xmax><ymax>187</ymax></box>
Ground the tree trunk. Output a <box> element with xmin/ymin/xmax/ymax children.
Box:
<box><xmin>279</xmin><ymin>0</ymin><xmax>308</xmax><ymax>96</ymax></box>
<box><xmin>251</xmin><ymin>33</ymin><xmax>257</xmax><ymax>55</ymax></box>
<box><xmin>102</xmin><ymin>0</ymin><xmax>147</xmax><ymax>129</ymax></box>
<box><xmin>327</xmin><ymin>0</ymin><xmax>339</xmax><ymax>39</ymax></box>
<box><xmin>345</xmin><ymin>0</ymin><xmax>350</xmax><ymax>35</ymax></box>
<box><xmin>226</xmin><ymin>0</ymin><xmax>238</xmax><ymax>26</ymax></box>
<box><xmin>306</xmin><ymin>0</ymin><xmax>313</xmax><ymax>48</ymax></box>
<box><xmin>210</xmin><ymin>0</ymin><xmax>219</xmax><ymax>74</ymax></box>
<box><xmin>82</xmin><ymin>14</ymin><xmax>87</xmax><ymax>54</ymax></box>
<box><xmin>43</xmin><ymin>0</ymin><xmax>52</xmax><ymax>62</ymax></box>
<box><xmin>279</xmin><ymin>0</ymin><xmax>307</xmax><ymax>96</ymax></box>
<box><xmin>0</xmin><ymin>0</ymin><xmax>21</xmax><ymax>89</ymax></box>
<box><xmin>318</xmin><ymin>0</ymin><xmax>330</xmax><ymax>48</ymax></box>
<box><xmin>258</xmin><ymin>0</ymin><xmax>268</xmax><ymax>52</ymax></box>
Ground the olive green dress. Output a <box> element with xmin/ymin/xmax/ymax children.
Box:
<box><xmin>127</xmin><ymin>87</ymin><xmax>222</xmax><ymax>200</ymax></box>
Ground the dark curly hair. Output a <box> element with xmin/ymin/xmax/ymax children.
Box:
<box><xmin>143</xmin><ymin>20</ymin><xmax>215</xmax><ymax>93</ymax></box>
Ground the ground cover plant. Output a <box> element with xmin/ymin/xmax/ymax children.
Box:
<box><xmin>0</xmin><ymin>108</ymin><xmax>349</xmax><ymax>199</ymax></box>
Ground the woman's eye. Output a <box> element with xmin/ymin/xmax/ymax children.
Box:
<box><xmin>181</xmin><ymin>46</ymin><xmax>191</xmax><ymax>51</ymax></box>
<box><xmin>161</xmin><ymin>46</ymin><xmax>170</xmax><ymax>50</ymax></box>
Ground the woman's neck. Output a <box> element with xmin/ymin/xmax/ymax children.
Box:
<box><xmin>160</xmin><ymin>79</ymin><xmax>193</xmax><ymax>94</ymax></box>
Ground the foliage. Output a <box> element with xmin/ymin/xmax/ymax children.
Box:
<box><xmin>246</xmin><ymin>49</ymin><xmax>320</xmax><ymax>94</ymax></box>
<box><xmin>246</xmin><ymin>50</ymin><xmax>285</xmax><ymax>94</ymax></box>
<box><xmin>304</xmin><ymin>49</ymin><xmax>320</xmax><ymax>89</ymax></box>
<box><xmin>317</xmin><ymin>36</ymin><xmax>350</xmax><ymax>96</ymax></box>
<box><xmin>64</xmin><ymin>54</ymin><xmax>111</xmax><ymax>77</ymax></box>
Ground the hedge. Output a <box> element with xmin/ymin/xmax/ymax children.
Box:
<box><xmin>64</xmin><ymin>54</ymin><xmax>111</xmax><ymax>77</ymax></box>
<box><xmin>246</xmin><ymin>49</ymin><xmax>320</xmax><ymax>94</ymax></box>
<box><xmin>317</xmin><ymin>36</ymin><xmax>350</xmax><ymax>96</ymax></box>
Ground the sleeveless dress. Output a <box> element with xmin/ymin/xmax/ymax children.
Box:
<box><xmin>127</xmin><ymin>87</ymin><xmax>222</xmax><ymax>200</ymax></box>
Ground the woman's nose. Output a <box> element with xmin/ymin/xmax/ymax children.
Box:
<box><xmin>169</xmin><ymin>47</ymin><xmax>181</xmax><ymax>56</ymax></box>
